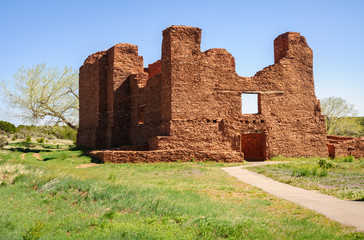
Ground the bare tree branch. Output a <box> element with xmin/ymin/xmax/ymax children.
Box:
<box><xmin>0</xmin><ymin>63</ymin><xmax>79</xmax><ymax>130</ymax></box>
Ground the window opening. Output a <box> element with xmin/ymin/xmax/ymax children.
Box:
<box><xmin>138</xmin><ymin>106</ymin><xmax>145</xmax><ymax>125</ymax></box>
<box><xmin>241</xmin><ymin>93</ymin><xmax>259</xmax><ymax>114</ymax></box>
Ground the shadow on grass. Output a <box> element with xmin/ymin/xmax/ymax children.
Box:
<box><xmin>90</xmin><ymin>158</ymin><xmax>103</xmax><ymax>164</ymax></box>
<box><xmin>70</xmin><ymin>146</ymin><xmax>103</xmax><ymax>164</ymax></box>
<box><xmin>41</xmin><ymin>157</ymin><xmax>56</xmax><ymax>161</ymax></box>
<box><xmin>7</xmin><ymin>147</ymin><xmax>52</xmax><ymax>153</ymax></box>
<box><xmin>40</xmin><ymin>147</ymin><xmax>103</xmax><ymax>164</ymax></box>
<box><xmin>6</xmin><ymin>143</ymin><xmax>104</xmax><ymax>164</ymax></box>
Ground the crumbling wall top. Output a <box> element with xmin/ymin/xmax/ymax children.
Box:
<box><xmin>274</xmin><ymin>32</ymin><xmax>311</xmax><ymax>63</ymax></box>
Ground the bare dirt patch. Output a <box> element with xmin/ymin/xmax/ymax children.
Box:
<box><xmin>21</xmin><ymin>153</ymin><xmax>26</xmax><ymax>160</ymax></box>
<box><xmin>32</xmin><ymin>153</ymin><xmax>42</xmax><ymax>160</ymax></box>
<box><xmin>75</xmin><ymin>163</ymin><xmax>99</xmax><ymax>168</ymax></box>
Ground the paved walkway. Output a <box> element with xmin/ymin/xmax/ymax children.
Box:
<box><xmin>222</xmin><ymin>162</ymin><xmax>364</xmax><ymax>232</ymax></box>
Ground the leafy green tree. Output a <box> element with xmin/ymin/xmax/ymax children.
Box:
<box><xmin>1</xmin><ymin>63</ymin><xmax>78</xmax><ymax>130</ymax></box>
<box><xmin>321</xmin><ymin>96</ymin><xmax>363</xmax><ymax>136</ymax></box>
<box><xmin>0</xmin><ymin>120</ymin><xmax>17</xmax><ymax>133</ymax></box>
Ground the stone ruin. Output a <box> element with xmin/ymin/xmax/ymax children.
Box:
<box><xmin>77</xmin><ymin>25</ymin><xmax>364</xmax><ymax>162</ymax></box>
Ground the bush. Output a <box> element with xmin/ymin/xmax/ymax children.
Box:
<box><xmin>343</xmin><ymin>156</ymin><xmax>355</xmax><ymax>162</ymax></box>
<box><xmin>318</xmin><ymin>159</ymin><xmax>333</xmax><ymax>169</ymax></box>
<box><xmin>292</xmin><ymin>167</ymin><xmax>310</xmax><ymax>177</ymax></box>
<box><xmin>291</xmin><ymin>166</ymin><xmax>328</xmax><ymax>177</ymax></box>
<box><xmin>25</xmin><ymin>136</ymin><xmax>31</xmax><ymax>143</ymax></box>
<box><xmin>0</xmin><ymin>120</ymin><xmax>17</xmax><ymax>133</ymax></box>
<box><xmin>0</xmin><ymin>135</ymin><xmax>8</xmax><ymax>148</ymax></box>
<box><xmin>17</xmin><ymin>125</ymin><xmax>76</xmax><ymax>141</ymax></box>
<box><xmin>36</xmin><ymin>138</ymin><xmax>44</xmax><ymax>143</ymax></box>
<box><xmin>23</xmin><ymin>219</ymin><xmax>47</xmax><ymax>240</ymax></box>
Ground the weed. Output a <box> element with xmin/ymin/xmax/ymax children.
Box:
<box><xmin>0</xmin><ymin>135</ymin><xmax>8</xmax><ymax>148</ymax></box>
<box><xmin>318</xmin><ymin>159</ymin><xmax>333</xmax><ymax>169</ymax></box>
<box><xmin>107</xmin><ymin>173</ymin><xmax>116</xmax><ymax>181</ymax></box>
<box><xmin>344</xmin><ymin>156</ymin><xmax>355</xmax><ymax>162</ymax></box>
<box><xmin>22</xmin><ymin>220</ymin><xmax>47</xmax><ymax>240</ymax></box>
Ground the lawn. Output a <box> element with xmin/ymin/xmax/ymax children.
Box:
<box><xmin>248</xmin><ymin>156</ymin><xmax>364</xmax><ymax>201</ymax></box>
<box><xmin>0</xmin><ymin>143</ymin><xmax>363</xmax><ymax>239</ymax></box>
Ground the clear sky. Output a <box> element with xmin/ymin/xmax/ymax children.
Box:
<box><xmin>0</xmin><ymin>0</ymin><xmax>363</xmax><ymax>125</ymax></box>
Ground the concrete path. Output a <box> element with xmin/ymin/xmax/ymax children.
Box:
<box><xmin>222</xmin><ymin>163</ymin><xmax>364</xmax><ymax>232</ymax></box>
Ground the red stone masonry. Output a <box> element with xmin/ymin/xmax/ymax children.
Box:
<box><xmin>327</xmin><ymin>135</ymin><xmax>364</xmax><ymax>158</ymax></box>
<box><xmin>77</xmin><ymin>25</ymin><xmax>362</xmax><ymax>163</ymax></box>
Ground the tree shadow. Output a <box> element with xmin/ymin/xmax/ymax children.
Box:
<box><xmin>7</xmin><ymin>147</ymin><xmax>52</xmax><ymax>153</ymax></box>
<box><xmin>6</xmin><ymin>144</ymin><xmax>104</xmax><ymax>164</ymax></box>
<box><xmin>41</xmin><ymin>157</ymin><xmax>56</xmax><ymax>161</ymax></box>
<box><xmin>69</xmin><ymin>146</ymin><xmax>103</xmax><ymax>164</ymax></box>
<box><xmin>90</xmin><ymin>157</ymin><xmax>104</xmax><ymax>164</ymax></box>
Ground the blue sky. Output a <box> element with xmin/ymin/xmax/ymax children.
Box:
<box><xmin>0</xmin><ymin>0</ymin><xmax>363</xmax><ymax>124</ymax></box>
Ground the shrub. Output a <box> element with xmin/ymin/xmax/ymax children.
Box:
<box><xmin>0</xmin><ymin>135</ymin><xmax>8</xmax><ymax>148</ymax></box>
<box><xmin>291</xmin><ymin>165</ymin><xmax>329</xmax><ymax>178</ymax></box>
<box><xmin>23</xmin><ymin>220</ymin><xmax>47</xmax><ymax>240</ymax></box>
<box><xmin>0</xmin><ymin>120</ymin><xmax>17</xmax><ymax>133</ymax></box>
<box><xmin>17</xmin><ymin>125</ymin><xmax>76</xmax><ymax>141</ymax></box>
<box><xmin>49</xmin><ymin>126</ymin><xmax>77</xmax><ymax>141</ymax></box>
<box><xmin>318</xmin><ymin>159</ymin><xmax>333</xmax><ymax>169</ymax></box>
<box><xmin>317</xmin><ymin>169</ymin><xmax>328</xmax><ymax>177</ymax></box>
<box><xmin>25</xmin><ymin>136</ymin><xmax>31</xmax><ymax>143</ymax></box>
<box><xmin>343</xmin><ymin>156</ymin><xmax>355</xmax><ymax>162</ymax></box>
<box><xmin>36</xmin><ymin>138</ymin><xmax>44</xmax><ymax>143</ymax></box>
<box><xmin>292</xmin><ymin>167</ymin><xmax>310</xmax><ymax>177</ymax></box>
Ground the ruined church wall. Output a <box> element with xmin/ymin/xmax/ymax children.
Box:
<box><xmin>107</xmin><ymin>44</ymin><xmax>144</xmax><ymax>148</ymax></box>
<box><xmin>77</xmin><ymin>51</ymin><xmax>106</xmax><ymax>148</ymax></box>
<box><xmin>256</xmin><ymin>33</ymin><xmax>327</xmax><ymax>158</ymax></box>
<box><xmin>78</xmin><ymin>25</ymin><xmax>329</xmax><ymax>161</ymax></box>
<box><xmin>77</xmin><ymin>44</ymin><xmax>144</xmax><ymax>149</ymax></box>
<box><xmin>129</xmin><ymin>73</ymin><xmax>163</xmax><ymax>146</ymax></box>
<box><xmin>327</xmin><ymin>136</ymin><xmax>364</xmax><ymax>158</ymax></box>
<box><xmin>158</xmin><ymin>26</ymin><xmax>327</xmax><ymax>158</ymax></box>
<box><xmin>157</xmin><ymin>27</ymin><xmax>242</xmax><ymax>152</ymax></box>
<box><xmin>150</xmin><ymin>119</ymin><xmax>240</xmax><ymax>151</ymax></box>
<box><xmin>161</xmin><ymin>26</ymin><xmax>241</xmax><ymax>121</ymax></box>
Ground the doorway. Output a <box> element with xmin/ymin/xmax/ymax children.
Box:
<box><xmin>241</xmin><ymin>133</ymin><xmax>266</xmax><ymax>161</ymax></box>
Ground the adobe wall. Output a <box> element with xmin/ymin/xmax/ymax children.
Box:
<box><xmin>151</xmin><ymin>26</ymin><xmax>327</xmax><ymax>159</ymax></box>
<box><xmin>77</xmin><ymin>44</ymin><xmax>144</xmax><ymax>149</ymax></box>
<box><xmin>327</xmin><ymin>135</ymin><xmax>364</xmax><ymax>158</ymax></box>
<box><xmin>89</xmin><ymin>149</ymin><xmax>243</xmax><ymax>163</ymax></box>
<box><xmin>77</xmin><ymin>51</ymin><xmax>106</xmax><ymax>148</ymax></box>
<box><xmin>79</xmin><ymin>25</ymin><xmax>330</xmax><ymax>163</ymax></box>
<box><xmin>129</xmin><ymin>71</ymin><xmax>162</xmax><ymax>146</ymax></box>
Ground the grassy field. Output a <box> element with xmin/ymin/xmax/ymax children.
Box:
<box><xmin>249</xmin><ymin>156</ymin><xmax>364</xmax><ymax>201</ymax></box>
<box><xmin>0</xmin><ymin>143</ymin><xmax>363</xmax><ymax>239</ymax></box>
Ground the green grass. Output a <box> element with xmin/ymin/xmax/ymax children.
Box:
<box><xmin>249</xmin><ymin>157</ymin><xmax>364</xmax><ymax>200</ymax></box>
<box><xmin>0</xmin><ymin>143</ymin><xmax>363</xmax><ymax>239</ymax></box>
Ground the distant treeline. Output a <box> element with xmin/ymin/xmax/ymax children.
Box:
<box><xmin>0</xmin><ymin>120</ymin><xmax>77</xmax><ymax>141</ymax></box>
<box><xmin>354</xmin><ymin>117</ymin><xmax>364</xmax><ymax>128</ymax></box>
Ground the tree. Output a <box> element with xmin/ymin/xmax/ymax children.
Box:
<box><xmin>1</xmin><ymin>63</ymin><xmax>79</xmax><ymax>130</ymax></box>
<box><xmin>321</xmin><ymin>96</ymin><xmax>363</xmax><ymax>136</ymax></box>
<box><xmin>0</xmin><ymin>120</ymin><xmax>17</xmax><ymax>133</ymax></box>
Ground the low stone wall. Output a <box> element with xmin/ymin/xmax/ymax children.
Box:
<box><xmin>89</xmin><ymin>149</ymin><xmax>244</xmax><ymax>163</ymax></box>
<box><xmin>327</xmin><ymin>135</ymin><xmax>364</xmax><ymax>158</ymax></box>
